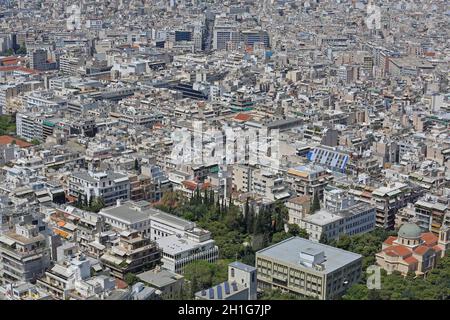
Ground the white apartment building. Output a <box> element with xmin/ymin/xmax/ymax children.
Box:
<box><xmin>156</xmin><ymin>234</ymin><xmax>218</xmax><ymax>274</ymax></box>
<box><xmin>300</xmin><ymin>202</ymin><xmax>376</xmax><ymax>242</ymax></box>
<box><xmin>68</xmin><ymin>171</ymin><xmax>130</xmax><ymax>207</ymax></box>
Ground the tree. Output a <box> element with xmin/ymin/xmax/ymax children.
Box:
<box><xmin>203</xmin><ymin>187</ymin><xmax>208</xmax><ymax>205</ymax></box>
<box><xmin>319</xmin><ymin>233</ymin><xmax>328</xmax><ymax>244</ymax></box>
<box><xmin>209</xmin><ymin>189</ymin><xmax>215</xmax><ymax>206</ymax></box>
<box><xmin>287</xmin><ymin>224</ymin><xmax>301</xmax><ymax>236</ymax></box>
<box><xmin>260</xmin><ymin>289</ymin><xmax>314</xmax><ymax>300</ymax></box>
<box><xmin>76</xmin><ymin>193</ymin><xmax>83</xmax><ymax>207</ymax></box>
<box><xmin>297</xmin><ymin>228</ymin><xmax>309</xmax><ymax>239</ymax></box>
<box><xmin>16</xmin><ymin>44</ymin><xmax>27</xmax><ymax>54</ymax></box>
<box><xmin>124</xmin><ymin>273</ymin><xmax>139</xmax><ymax>286</ymax></box>
<box><xmin>271</xmin><ymin>231</ymin><xmax>291</xmax><ymax>244</ymax></box>
<box><xmin>311</xmin><ymin>192</ymin><xmax>321</xmax><ymax>213</ymax></box>
<box><xmin>272</xmin><ymin>201</ymin><xmax>288</xmax><ymax>233</ymax></box>
<box><xmin>5</xmin><ymin>48</ymin><xmax>14</xmax><ymax>56</ymax></box>
<box><xmin>134</xmin><ymin>158</ymin><xmax>140</xmax><ymax>172</ymax></box>
<box><xmin>91</xmin><ymin>197</ymin><xmax>106</xmax><ymax>213</ymax></box>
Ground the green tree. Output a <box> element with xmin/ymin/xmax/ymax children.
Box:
<box><xmin>311</xmin><ymin>192</ymin><xmax>321</xmax><ymax>213</ymax></box>
<box><xmin>134</xmin><ymin>158</ymin><xmax>140</xmax><ymax>172</ymax></box>
<box><xmin>124</xmin><ymin>273</ymin><xmax>139</xmax><ymax>286</ymax></box>
<box><xmin>319</xmin><ymin>233</ymin><xmax>328</xmax><ymax>244</ymax></box>
<box><xmin>297</xmin><ymin>228</ymin><xmax>309</xmax><ymax>239</ymax></box>
<box><xmin>16</xmin><ymin>44</ymin><xmax>27</xmax><ymax>54</ymax></box>
<box><xmin>260</xmin><ymin>289</ymin><xmax>314</xmax><ymax>300</ymax></box>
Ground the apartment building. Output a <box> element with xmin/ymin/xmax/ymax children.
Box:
<box><xmin>0</xmin><ymin>221</ymin><xmax>51</xmax><ymax>284</ymax></box>
<box><xmin>68</xmin><ymin>171</ymin><xmax>130</xmax><ymax>207</ymax></box>
<box><xmin>156</xmin><ymin>234</ymin><xmax>219</xmax><ymax>274</ymax></box>
<box><xmin>286</xmin><ymin>164</ymin><xmax>333</xmax><ymax>199</ymax></box>
<box><xmin>256</xmin><ymin>237</ymin><xmax>362</xmax><ymax>300</ymax></box>
<box><xmin>396</xmin><ymin>196</ymin><xmax>449</xmax><ymax>235</ymax></box>
<box><xmin>286</xmin><ymin>196</ymin><xmax>311</xmax><ymax>225</ymax></box>
<box><xmin>350</xmin><ymin>182</ymin><xmax>417</xmax><ymax>230</ymax></box>
<box><xmin>300</xmin><ymin>202</ymin><xmax>376</xmax><ymax>242</ymax></box>
<box><xmin>100</xmin><ymin>230</ymin><xmax>161</xmax><ymax>280</ymax></box>
<box><xmin>232</xmin><ymin>165</ymin><xmax>290</xmax><ymax>201</ymax></box>
<box><xmin>36</xmin><ymin>253</ymin><xmax>91</xmax><ymax>299</ymax></box>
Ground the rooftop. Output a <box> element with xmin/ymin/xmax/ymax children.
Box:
<box><xmin>256</xmin><ymin>237</ymin><xmax>362</xmax><ymax>273</ymax></box>
<box><xmin>136</xmin><ymin>269</ymin><xmax>183</xmax><ymax>288</ymax></box>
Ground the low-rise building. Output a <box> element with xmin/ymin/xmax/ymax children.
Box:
<box><xmin>256</xmin><ymin>237</ymin><xmax>362</xmax><ymax>300</ymax></box>
<box><xmin>195</xmin><ymin>261</ymin><xmax>257</xmax><ymax>300</ymax></box>
<box><xmin>136</xmin><ymin>267</ymin><xmax>184</xmax><ymax>299</ymax></box>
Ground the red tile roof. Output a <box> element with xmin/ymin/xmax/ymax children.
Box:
<box><xmin>0</xmin><ymin>66</ymin><xmax>39</xmax><ymax>74</ymax></box>
<box><xmin>115</xmin><ymin>279</ymin><xmax>128</xmax><ymax>289</ymax></box>
<box><xmin>233</xmin><ymin>113</ymin><xmax>253</xmax><ymax>122</ymax></box>
<box><xmin>384</xmin><ymin>245</ymin><xmax>411</xmax><ymax>257</ymax></box>
<box><xmin>384</xmin><ymin>236</ymin><xmax>397</xmax><ymax>245</ymax></box>
<box><xmin>433</xmin><ymin>245</ymin><xmax>443</xmax><ymax>252</ymax></box>
<box><xmin>403</xmin><ymin>256</ymin><xmax>418</xmax><ymax>265</ymax></box>
<box><xmin>413</xmin><ymin>245</ymin><xmax>430</xmax><ymax>256</ymax></box>
<box><xmin>0</xmin><ymin>135</ymin><xmax>32</xmax><ymax>148</ymax></box>
<box><xmin>182</xmin><ymin>180</ymin><xmax>198</xmax><ymax>191</ymax></box>
<box><xmin>421</xmin><ymin>232</ymin><xmax>438</xmax><ymax>246</ymax></box>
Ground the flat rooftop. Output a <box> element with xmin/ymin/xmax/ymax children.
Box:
<box><xmin>100</xmin><ymin>204</ymin><xmax>150</xmax><ymax>224</ymax></box>
<box><xmin>156</xmin><ymin>235</ymin><xmax>215</xmax><ymax>255</ymax></box>
<box><xmin>303</xmin><ymin>210</ymin><xmax>343</xmax><ymax>226</ymax></box>
<box><xmin>137</xmin><ymin>269</ymin><xmax>183</xmax><ymax>288</ymax></box>
<box><xmin>256</xmin><ymin>237</ymin><xmax>362</xmax><ymax>274</ymax></box>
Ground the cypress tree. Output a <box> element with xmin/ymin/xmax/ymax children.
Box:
<box><xmin>244</xmin><ymin>198</ymin><xmax>250</xmax><ymax>232</ymax></box>
<box><xmin>203</xmin><ymin>187</ymin><xmax>208</xmax><ymax>205</ymax></box>
<box><xmin>209</xmin><ymin>189</ymin><xmax>215</xmax><ymax>206</ymax></box>
<box><xmin>311</xmin><ymin>192</ymin><xmax>321</xmax><ymax>213</ymax></box>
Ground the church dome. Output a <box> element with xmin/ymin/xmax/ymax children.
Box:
<box><xmin>398</xmin><ymin>222</ymin><xmax>422</xmax><ymax>239</ymax></box>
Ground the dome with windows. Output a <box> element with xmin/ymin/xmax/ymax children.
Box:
<box><xmin>398</xmin><ymin>222</ymin><xmax>422</xmax><ymax>239</ymax></box>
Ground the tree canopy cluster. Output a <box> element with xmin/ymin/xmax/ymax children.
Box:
<box><xmin>343</xmin><ymin>255</ymin><xmax>450</xmax><ymax>300</ymax></box>
<box><xmin>326</xmin><ymin>228</ymin><xmax>397</xmax><ymax>271</ymax></box>
<box><xmin>155</xmin><ymin>190</ymin><xmax>308</xmax><ymax>265</ymax></box>
<box><xmin>0</xmin><ymin>115</ymin><xmax>16</xmax><ymax>136</ymax></box>
<box><xmin>74</xmin><ymin>194</ymin><xmax>106</xmax><ymax>213</ymax></box>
